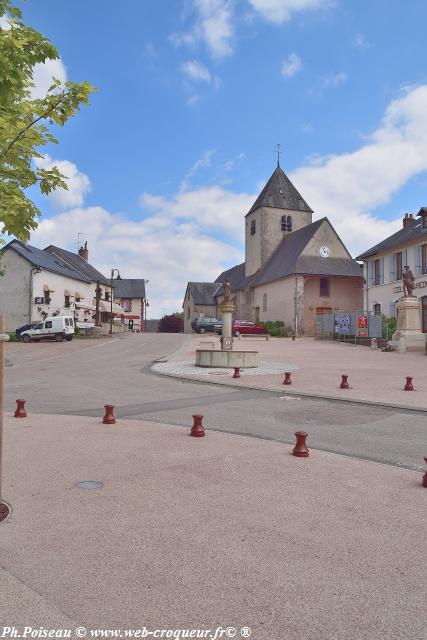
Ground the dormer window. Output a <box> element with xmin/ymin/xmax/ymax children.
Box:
<box><xmin>250</xmin><ymin>220</ymin><xmax>256</xmax><ymax>235</ymax></box>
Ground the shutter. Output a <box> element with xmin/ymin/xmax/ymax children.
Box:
<box><xmin>416</xmin><ymin>245</ymin><xmax>422</xmax><ymax>276</ymax></box>
<box><xmin>402</xmin><ymin>249</ymin><xmax>408</xmax><ymax>270</ymax></box>
<box><xmin>388</xmin><ymin>254</ymin><xmax>394</xmax><ymax>282</ymax></box>
<box><xmin>389</xmin><ymin>301</ymin><xmax>396</xmax><ymax>318</ymax></box>
<box><xmin>380</xmin><ymin>256</ymin><xmax>384</xmax><ymax>284</ymax></box>
<box><xmin>367</xmin><ymin>261</ymin><xmax>373</xmax><ymax>285</ymax></box>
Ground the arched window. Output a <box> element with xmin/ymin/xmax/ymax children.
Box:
<box><xmin>250</xmin><ymin>219</ymin><xmax>256</xmax><ymax>235</ymax></box>
<box><xmin>281</xmin><ymin>215</ymin><xmax>292</xmax><ymax>232</ymax></box>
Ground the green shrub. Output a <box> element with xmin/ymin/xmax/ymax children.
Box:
<box><xmin>382</xmin><ymin>315</ymin><xmax>396</xmax><ymax>339</ymax></box>
<box><xmin>260</xmin><ymin>320</ymin><xmax>288</xmax><ymax>337</ymax></box>
<box><xmin>7</xmin><ymin>332</ymin><xmax>17</xmax><ymax>342</ymax></box>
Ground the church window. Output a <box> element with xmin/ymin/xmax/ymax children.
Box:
<box><xmin>320</xmin><ymin>278</ymin><xmax>330</xmax><ymax>297</ymax></box>
<box><xmin>250</xmin><ymin>220</ymin><xmax>256</xmax><ymax>235</ymax></box>
<box><xmin>268</xmin><ymin>194</ymin><xmax>273</xmax><ymax>205</ymax></box>
<box><xmin>245</xmin><ymin>290</ymin><xmax>251</xmax><ymax>304</ymax></box>
<box><xmin>281</xmin><ymin>215</ymin><xmax>292</xmax><ymax>232</ymax></box>
<box><xmin>262</xmin><ymin>293</ymin><xmax>267</xmax><ymax>312</ymax></box>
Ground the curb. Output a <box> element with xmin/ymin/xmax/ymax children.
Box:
<box><xmin>150</xmin><ymin>363</ymin><xmax>427</xmax><ymax>414</ymax></box>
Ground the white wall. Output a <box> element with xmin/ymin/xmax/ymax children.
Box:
<box><xmin>0</xmin><ymin>250</ymin><xmax>32</xmax><ymax>331</ymax></box>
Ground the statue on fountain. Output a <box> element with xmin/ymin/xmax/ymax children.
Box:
<box><xmin>223</xmin><ymin>279</ymin><xmax>232</xmax><ymax>304</ymax></box>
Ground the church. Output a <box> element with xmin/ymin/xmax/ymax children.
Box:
<box><xmin>183</xmin><ymin>161</ymin><xmax>363</xmax><ymax>335</ymax></box>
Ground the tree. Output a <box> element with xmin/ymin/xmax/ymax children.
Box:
<box><xmin>0</xmin><ymin>0</ymin><xmax>96</xmax><ymax>241</ymax></box>
<box><xmin>158</xmin><ymin>313</ymin><xmax>184</xmax><ymax>333</ymax></box>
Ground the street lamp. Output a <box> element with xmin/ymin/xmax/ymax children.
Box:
<box><xmin>143</xmin><ymin>280</ymin><xmax>149</xmax><ymax>333</ymax></box>
<box><xmin>110</xmin><ymin>268</ymin><xmax>120</xmax><ymax>335</ymax></box>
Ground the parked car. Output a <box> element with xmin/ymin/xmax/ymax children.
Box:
<box><xmin>217</xmin><ymin>320</ymin><xmax>267</xmax><ymax>337</ymax></box>
<box><xmin>15</xmin><ymin>322</ymin><xmax>37</xmax><ymax>337</ymax></box>
<box><xmin>20</xmin><ymin>316</ymin><xmax>75</xmax><ymax>343</ymax></box>
<box><xmin>192</xmin><ymin>317</ymin><xmax>222</xmax><ymax>334</ymax></box>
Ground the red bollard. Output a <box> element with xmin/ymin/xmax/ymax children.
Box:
<box><xmin>103</xmin><ymin>404</ymin><xmax>116</xmax><ymax>424</ymax></box>
<box><xmin>191</xmin><ymin>414</ymin><xmax>205</xmax><ymax>437</ymax></box>
<box><xmin>340</xmin><ymin>374</ymin><xmax>350</xmax><ymax>389</ymax></box>
<box><xmin>422</xmin><ymin>457</ymin><xmax>427</xmax><ymax>488</ymax></box>
<box><xmin>232</xmin><ymin>367</ymin><xmax>240</xmax><ymax>379</ymax></box>
<box><xmin>283</xmin><ymin>372</ymin><xmax>292</xmax><ymax>385</ymax></box>
<box><xmin>404</xmin><ymin>376</ymin><xmax>414</xmax><ymax>391</ymax></box>
<box><xmin>293</xmin><ymin>431</ymin><xmax>309</xmax><ymax>457</ymax></box>
<box><xmin>14</xmin><ymin>399</ymin><xmax>27</xmax><ymax>418</ymax></box>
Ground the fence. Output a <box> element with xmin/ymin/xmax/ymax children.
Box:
<box><xmin>314</xmin><ymin>310</ymin><xmax>383</xmax><ymax>344</ymax></box>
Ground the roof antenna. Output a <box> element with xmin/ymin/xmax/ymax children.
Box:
<box><xmin>276</xmin><ymin>143</ymin><xmax>281</xmax><ymax>167</ymax></box>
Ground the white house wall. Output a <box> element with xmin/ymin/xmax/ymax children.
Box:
<box><xmin>0</xmin><ymin>250</ymin><xmax>32</xmax><ymax>331</ymax></box>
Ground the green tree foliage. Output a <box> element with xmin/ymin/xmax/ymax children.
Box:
<box><xmin>158</xmin><ymin>313</ymin><xmax>184</xmax><ymax>333</ymax></box>
<box><xmin>0</xmin><ymin>0</ymin><xmax>96</xmax><ymax>240</ymax></box>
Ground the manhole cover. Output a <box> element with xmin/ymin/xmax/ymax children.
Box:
<box><xmin>76</xmin><ymin>481</ymin><xmax>103</xmax><ymax>490</ymax></box>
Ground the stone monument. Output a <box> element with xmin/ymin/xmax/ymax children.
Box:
<box><xmin>390</xmin><ymin>266</ymin><xmax>425</xmax><ymax>351</ymax></box>
<box><xmin>195</xmin><ymin>279</ymin><xmax>258</xmax><ymax>368</ymax></box>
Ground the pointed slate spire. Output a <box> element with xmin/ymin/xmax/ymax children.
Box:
<box><xmin>247</xmin><ymin>165</ymin><xmax>313</xmax><ymax>215</ymax></box>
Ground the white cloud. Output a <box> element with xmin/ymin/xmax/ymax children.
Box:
<box><xmin>281</xmin><ymin>52</ymin><xmax>302</xmax><ymax>78</ymax></box>
<box><xmin>248</xmin><ymin>0</ymin><xmax>333</xmax><ymax>23</ymax></box>
<box><xmin>321</xmin><ymin>71</ymin><xmax>347</xmax><ymax>89</ymax></box>
<box><xmin>171</xmin><ymin>0</ymin><xmax>234</xmax><ymax>60</ymax></box>
<box><xmin>290</xmin><ymin>85</ymin><xmax>427</xmax><ymax>254</ymax></box>
<box><xmin>181</xmin><ymin>149</ymin><xmax>215</xmax><ymax>190</ymax></box>
<box><xmin>31</xmin><ymin>57</ymin><xmax>67</xmax><ymax>99</ymax></box>
<box><xmin>30</xmin><ymin>203</ymin><xmax>244</xmax><ymax>317</ymax></box>
<box><xmin>353</xmin><ymin>33</ymin><xmax>369</xmax><ymax>51</ymax></box>
<box><xmin>182</xmin><ymin>60</ymin><xmax>211</xmax><ymax>82</ymax></box>
<box><xmin>34</xmin><ymin>155</ymin><xmax>91</xmax><ymax>209</ymax></box>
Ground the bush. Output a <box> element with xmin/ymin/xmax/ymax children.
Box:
<box><xmin>382</xmin><ymin>315</ymin><xmax>396</xmax><ymax>339</ymax></box>
<box><xmin>260</xmin><ymin>320</ymin><xmax>289</xmax><ymax>337</ymax></box>
<box><xmin>158</xmin><ymin>313</ymin><xmax>184</xmax><ymax>333</ymax></box>
<box><xmin>7</xmin><ymin>332</ymin><xmax>17</xmax><ymax>342</ymax></box>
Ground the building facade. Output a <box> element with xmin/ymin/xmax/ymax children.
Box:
<box><xmin>356</xmin><ymin>208</ymin><xmax>427</xmax><ymax>332</ymax></box>
<box><xmin>113</xmin><ymin>278</ymin><xmax>146</xmax><ymax>332</ymax></box>
<box><xmin>0</xmin><ymin>240</ymin><xmax>123</xmax><ymax>332</ymax></box>
<box><xmin>183</xmin><ymin>283</ymin><xmax>221</xmax><ymax>334</ymax></box>
<box><xmin>184</xmin><ymin>162</ymin><xmax>363</xmax><ymax>335</ymax></box>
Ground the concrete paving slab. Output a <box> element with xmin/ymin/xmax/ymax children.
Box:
<box><xmin>1</xmin><ymin>414</ymin><xmax>426</xmax><ymax>639</ymax></box>
<box><xmin>157</xmin><ymin>335</ymin><xmax>427</xmax><ymax>411</ymax></box>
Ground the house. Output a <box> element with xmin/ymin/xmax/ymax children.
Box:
<box><xmin>356</xmin><ymin>208</ymin><xmax>427</xmax><ymax>332</ymax></box>
<box><xmin>0</xmin><ymin>240</ymin><xmax>123</xmax><ymax>332</ymax></box>
<box><xmin>183</xmin><ymin>282</ymin><xmax>222</xmax><ymax>334</ymax></box>
<box><xmin>183</xmin><ymin>162</ymin><xmax>363</xmax><ymax>335</ymax></box>
<box><xmin>112</xmin><ymin>277</ymin><xmax>146</xmax><ymax>332</ymax></box>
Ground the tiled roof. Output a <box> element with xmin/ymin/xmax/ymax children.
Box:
<box><xmin>44</xmin><ymin>245</ymin><xmax>110</xmax><ymax>285</ymax></box>
<box><xmin>355</xmin><ymin>217</ymin><xmax>427</xmax><ymax>260</ymax></box>
<box><xmin>113</xmin><ymin>278</ymin><xmax>146</xmax><ymax>299</ymax></box>
<box><xmin>215</xmin><ymin>262</ymin><xmax>250</xmax><ymax>292</ymax></box>
<box><xmin>254</xmin><ymin>218</ymin><xmax>360</xmax><ymax>286</ymax></box>
<box><xmin>189</xmin><ymin>282</ymin><xmax>222</xmax><ymax>305</ymax></box>
<box><xmin>247</xmin><ymin>164</ymin><xmax>313</xmax><ymax>216</ymax></box>
<box><xmin>4</xmin><ymin>240</ymin><xmax>92</xmax><ymax>283</ymax></box>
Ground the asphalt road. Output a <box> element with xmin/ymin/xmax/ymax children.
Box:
<box><xmin>5</xmin><ymin>333</ymin><xmax>426</xmax><ymax>471</ymax></box>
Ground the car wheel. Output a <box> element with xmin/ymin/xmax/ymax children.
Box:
<box><xmin>22</xmin><ymin>335</ymin><xmax>30</xmax><ymax>343</ymax></box>
<box><xmin>55</xmin><ymin>334</ymin><xmax>63</xmax><ymax>342</ymax></box>
<box><xmin>66</xmin><ymin>336</ymin><xmax>73</xmax><ymax>341</ymax></box>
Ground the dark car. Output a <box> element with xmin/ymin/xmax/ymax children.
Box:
<box><xmin>217</xmin><ymin>320</ymin><xmax>267</xmax><ymax>336</ymax></box>
<box><xmin>192</xmin><ymin>317</ymin><xmax>222</xmax><ymax>334</ymax></box>
<box><xmin>16</xmin><ymin>323</ymin><xmax>37</xmax><ymax>337</ymax></box>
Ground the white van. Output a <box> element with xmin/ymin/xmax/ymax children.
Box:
<box><xmin>20</xmin><ymin>316</ymin><xmax>75</xmax><ymax>343</ymax></box>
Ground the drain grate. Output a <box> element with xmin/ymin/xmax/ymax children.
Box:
<box><xmin>76</xmin><ymin>481</ymin><xmax>103</xmax><ymax>490</ymax></box>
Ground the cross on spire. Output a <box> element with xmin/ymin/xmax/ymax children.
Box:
<box><xmin>276</xmin><ymin>143</ymin><xmax>281</xmax><ymax>167</ymax></box>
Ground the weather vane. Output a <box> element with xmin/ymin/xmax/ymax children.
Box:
<box><xmin>276</xmin><ymin>143</ymin><xmax>281</xmax><ymax>166</ymax></box>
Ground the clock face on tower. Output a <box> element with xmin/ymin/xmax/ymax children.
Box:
<box><xmin>319</xmin><ymin>245</ymin><xmax>331</xmax><ymax>258</ymax></box>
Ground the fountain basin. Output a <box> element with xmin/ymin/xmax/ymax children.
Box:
<box><xmin>195</xmin><ymin>349</ymin><xmax>258</xmax><ymax>368</ymax></box>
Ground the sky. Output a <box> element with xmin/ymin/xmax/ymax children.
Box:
<box><xmin>6</xmin><ymin>0</ymin><xmax>427</xmax><ymax>317</ymax></box>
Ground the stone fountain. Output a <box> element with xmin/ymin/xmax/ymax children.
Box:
<box><xmin>195</xmin><ymin>281</ymin><xmax>258</xmax><ymax>368</ymax></box>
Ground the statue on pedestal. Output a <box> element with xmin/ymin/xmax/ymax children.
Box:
<box><xmin>223</xmin><ymin>280</ymin><xmax>232</xmax><ymax>304</ymax></box>
<box><xmin>402</xmin><ymin>265</ymin><xmax>415</xmax><ymax>297</ymax></box>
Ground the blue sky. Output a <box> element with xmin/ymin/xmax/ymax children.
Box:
<box><xmin>9</xmin><ymin>0</ymin><xmax>427</xmax><ymax>315</ymax></box>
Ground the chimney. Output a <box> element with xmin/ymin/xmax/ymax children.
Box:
<box><xmin>402</xmin><ymin>213</ymin><xmax>414</xmax><ymax>228</ymax></box>
<box><xmin>78</xmin><ymin>241</ymin><xmax>89</xmax><ymax>261</ymax></box>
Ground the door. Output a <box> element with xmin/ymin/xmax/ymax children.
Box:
<box><xmin>255</xmin><ymin>307</ymin><xmax>260</xmax><ymax>323</ymax></box>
